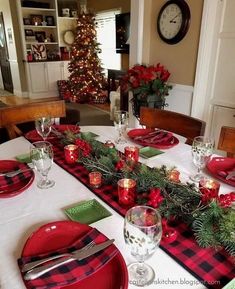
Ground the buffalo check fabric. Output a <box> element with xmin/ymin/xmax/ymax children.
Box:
<box><xmin>0</xmin><ymin>163</ymin><xmax>33</xmax><ymax>190</ymax></box>
<box><xmin>51</xmin><ymin>143</ymin><xmax>235</xmax><ymax>289</ymax></box>
<box><xmin>18</xmin><ymin>228</ymin><xmax>118</xmax><ymax>289</ymax></box>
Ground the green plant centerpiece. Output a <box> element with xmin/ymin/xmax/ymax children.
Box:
<box><xmin>122</xmin><ymin>63</ymin><xmax>172</xmax><ymax>118</ymax></box>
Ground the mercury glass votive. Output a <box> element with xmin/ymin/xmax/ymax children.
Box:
<box><xmin>168</xmin><ymin>169</ymin><xmax>180</xmax><ymax>182</ymax></box>
<box><xmin>117</xmin><ymin>178</ymin><xmax>136</xmax><ymax>206</ymax></box>
<box><xmin>199</xmin><ymin>177</ymin><xmax>220</xmax><ymax>198</ymax></box>
<box><xmin>89</xmin><ymin>171</ymin><xmax>102</xmax><ymax>188</ymax></box>
<box><xmin>64</xmin><ymin>144</ymin><xmax>79</xmax><ymax>164</ymax></box>
<box><xmin>124</xmin><ymin>146</ymin><xmax>139</xmax><ymax>162</ymax></box>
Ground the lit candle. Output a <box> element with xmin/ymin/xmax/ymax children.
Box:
<box><xmin>64</xmin><ymin>144</ymin><xmax>79</xmax><ymax>164</ymax></box>
<box><xmin>168</xmin><ymin>169</ymin><xmax>180</xmax><ymax>182</ymax></box>
<box><xmin>199</xmin><ymin>177</ymin><xmax>220</xmax><ymax>198</ymax></box>
<box><xmin>89</xmin><ymin>171</ymin><xmax>102</xmax><ymax>188</ymax></box>
<box><xmin>124</xmin><ymin>146</ymin><xmax>139</xmax><ymax>162</ymax></box>
<box><xmin>117</xmin><ymin>178</ymin><xmax>136</xmax><ymax>206</ymax></box>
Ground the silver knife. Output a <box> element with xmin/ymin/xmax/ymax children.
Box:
<box><xmin>226</xmin><ymin>170</ymin><xmax>235</xmax><ymax>180</ymax></box>
<box><xmin>24</xmin><ymin>239</ymin><xmax>114</xmax><ymax>281</ymax></box>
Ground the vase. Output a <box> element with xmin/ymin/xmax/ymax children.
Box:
<box><xmin>132</xmin><ymin>94</ymin><xmax>165</xmax><ymax>118</ymax></box>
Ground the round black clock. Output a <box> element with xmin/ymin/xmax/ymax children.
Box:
<box><xmin>157</xmin><ymin>0</ymin><xmax>190</xmax><ymax>44</ymax></box>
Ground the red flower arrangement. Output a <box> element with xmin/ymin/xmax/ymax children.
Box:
<box><xmin>122</xmin><ymin>63</ymin><xmax>172</xmax><ymax>117</ymax></box>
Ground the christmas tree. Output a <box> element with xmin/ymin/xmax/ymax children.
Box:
<box><xmin>68</xmin><ymin>12</ymin><xmax>105</xmax><ymax>103</ymax></box>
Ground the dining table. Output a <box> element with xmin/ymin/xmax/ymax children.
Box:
<box><xmin>0</xmin><ymin>125</ymin><xmax>234</xmax><ymax>289</ymax></box>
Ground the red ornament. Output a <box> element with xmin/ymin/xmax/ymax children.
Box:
<box><xmin>162</xmin><ymin>228</ymin><xmax>178</xmax><ymax>244</ymax></box>
<box><xmin>218</xmin><ymin>194</ymin><xmax>232</xmax><ymax>208</ymax></box>
<box><xmin>147</xmin><ymin>188</ymin><xmax>164</xmax><ymax>208</ymax></box>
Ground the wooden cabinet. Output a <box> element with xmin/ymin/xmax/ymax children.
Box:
<box><xmin>28</xmin><ymin>62</ymin><xmax>48</xmax><ymax>93</ymax></box>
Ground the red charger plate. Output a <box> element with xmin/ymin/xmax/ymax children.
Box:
<box><xmin>0</xmin><ymin>160</ymin><xmax>34</xmax><ymax>198</ymax></box>
<box><xmin>22</xmin><ymin>221</ymin><xmax>128</xmax><ymax>289</ymax></box>
<box><xmin>207</xmin><ymin>157</ymin><xmax>235</xmax><ymax>187</ymax></box>
<box><xmin>25</xmin><ymin>125</ymin><xmax>80</xmax><ymax>143</ymax></box>
<box><xmin>128</xmin><ymin>128</ymin><xmax>179</xmax><ymax>149</ymax></box>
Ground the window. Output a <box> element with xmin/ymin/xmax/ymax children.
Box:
<box><xmin>95</xmin><ymin>9</ymin><xmax>121</xmax><ymax>73</ymax></box>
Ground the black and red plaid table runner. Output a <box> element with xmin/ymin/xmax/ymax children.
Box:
<box><xmin>52</xmin><ymin>144</ymin><xmax>235</xmax><ymax>289</ymax></box>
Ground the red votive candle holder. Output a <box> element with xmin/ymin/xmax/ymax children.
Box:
<box><xmin>199</xmin><ymin>177</ymin><xmax>220</xmax><ymax>198</ymax></box>
<box><xmin>124</xmin><ymin>146</ymin><xmax>139</xmax><ymax>162</ymax></box>
<box><xmin>64</xmin><ymin>144</ymin><xmax>79</xmax><ymax>164</ymax></box>
<box><xmin>117</xmin><ymin>178</ymin><xmax>136</xmax><ymax>206</ymax></box>
<box><xmin>168</xmin><ymin>169</ymin><xmax>180</xmax><ymax>182</ymax></box>
<box><xmin>89</xmin><ymin>171</ymin><xmax>102</xmax><ymax>188</ymax></box>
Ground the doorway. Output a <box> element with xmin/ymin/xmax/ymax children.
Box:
<box><xmin>0</xmin><ymin>12</ymin><xmax>13</xmax><ymax>93</ymax></box>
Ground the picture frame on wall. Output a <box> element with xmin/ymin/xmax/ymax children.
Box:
<box><xmin>35</xmin><ymin>31</ymin><xmax>46</xmax><ymax>42</ymax></box>
<box><xmin>45</xmin><ymin>16</ymin><xmax>54</xmax><ymax>26</ymax></box>
<box><xmin>30</xmin><ymin>14</ymin><xmax>43</xmax><ymax>26</ymax></box>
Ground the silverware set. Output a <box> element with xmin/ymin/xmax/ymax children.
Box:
<box><xmin>0</xmin><ymin>168</ymin><xmax>33</xmax><ymax>178</ymax></box>
<box><xmin>22</xmin><ymin>239</ymin><xmax>114</xmax><ymax>281</ymax></box>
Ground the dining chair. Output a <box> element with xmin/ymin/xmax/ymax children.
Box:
<box><xmin>217</xmin><ymin>126</ymin><xmax>235</xmax><ymax>158</ymax></box>
<box><xmin>139</xmin><ymin>107</ymin><xmax>206</xmax><ymax>145</ymax></box>
<box><xmin>0</xmin><ymin>100</ymin><xmax>66</xmax><ymax>139</ymax></box>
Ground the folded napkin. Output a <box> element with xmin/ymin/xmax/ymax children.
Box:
<box><xmin>137</xmin><ymin>130</ymin><xmax>173</xmax><ymax>144</ymax></box>
<box><xmin>18</xmin><ymin>228</ymin><xmax>118</xmax><ymax>289</ymax></box>
<box><xmin>0</xmin><ymin>163</ymin><xmax>33</xmax><ymax>190</ymax></box>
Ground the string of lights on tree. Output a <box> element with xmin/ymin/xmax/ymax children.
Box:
<box><xmin>68</xmin><ymin>12</ymin><xmax>105</xmax><ymax>103</ymax></box>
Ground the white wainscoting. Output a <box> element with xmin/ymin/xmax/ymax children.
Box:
<box><xmin>128</xmin><ymin>83</ymin><xmax>194</xmax><ymax>128</ymax></box>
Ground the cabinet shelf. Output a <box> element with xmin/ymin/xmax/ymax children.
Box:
<box><xmin>26</xmin><ymin>42</ymin><xmax>58</xmax><ymax>45</ymax></box>
<box><xmin>58</xmin><ymin>16</ymin><xmax>78</xmax><ymax>20</ymax></box>
<box><xmin>22</xmin><ymin>7</ymin><xmax>56</xmax><ymax>12</ymax></box>
<box><xmin>24</xmin><ymin>25</ymin><xmax>57</xmax><ymax>29</ymax></box>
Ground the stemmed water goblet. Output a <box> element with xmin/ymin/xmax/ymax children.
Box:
<box><xmin>190</xmin><ymin>136</ymin><xmax>214</xmax><ymax>182</ymax></box>
<box><xmin>113</xmin><ymin>110</ymin><xmax>129</xmax><ymax>144</ymax></box>
<box><xmin>30</xmin><ymin>141</ymin><xmax>55</xmax><ymax>189</ymax></box>
<box><xmin>35</xmin><ymin>117</ymin><xmax>52</xmax><ymax>141</ymax></box>
<box><xmin>124</xmin><ymin>205</ymin><xmax>162</xmax><ymax>287</ymax></box>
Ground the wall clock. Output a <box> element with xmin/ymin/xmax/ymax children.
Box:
<box><xmin>157</xmin><ymin>0</ymin><xmax>190</xmax><ymax>44</ymax></box>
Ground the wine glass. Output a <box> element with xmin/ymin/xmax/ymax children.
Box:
<box><xmin>30</xmin><ymin>141</ymin><xmax>55</xmax><ymax>189</ymax></box>
<box><xmin>35</xmin><ymin>117</ymin><xmax>52</xmax><ymax>141</ymax></box>
<box><xmin>124</xmin><ymin>205</ymin><xmax>162</xmax><ymax>287</ymax></box>
<box><xmin>190</xmin><ymin>136</ymin><xmax>214</xmax><ymax>182</ymax></box>
<box><xmin>113</xmin><ymin>110</ymin><xmax>129</xmax><ymax>144</ymax></box>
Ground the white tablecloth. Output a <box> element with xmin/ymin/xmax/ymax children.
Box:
<box><xmin>0</xmin><ymin>126</ymin><xmax>232</xmax><ymax>289</ymax></box>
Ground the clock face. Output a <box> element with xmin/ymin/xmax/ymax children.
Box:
<box><xmin>157</xmin><ymin>0</ymin><xmax>190</xmax><ymax>44</ymax></box>
<box><xmin>159</xmin><ymin>4</ymin><xmax>183</xmax><ymax>40</ymax></box>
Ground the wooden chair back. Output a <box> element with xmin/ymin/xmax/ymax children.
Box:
<box><xmin>140</xmin><ymin>107</ymin><xmax>206</xmax><ymax>145</ymax></box>
<box><xmin>0</xmin><ymin>100</ymin><xmax>66</xmax><ymax>139</ymax></box>
<box><xmin>218</xmin><ymin>126</ymin><xmax>235</xmax><ymax>158</ymax></box>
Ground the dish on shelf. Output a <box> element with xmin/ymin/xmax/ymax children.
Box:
<box><xmin>128</xmin><ymin>128</ymin><xmax>179</xmax><ymax>149</ymax></box>
<box><xmin>21</xmin><ymin>221</ymin><xmax>128</xmax><ymax>289</ymax></box>
<box><xmin>0</xmin><ymin>160</ymin><xmax>34</xmax><ymax>198</ymax></box>
<box><xmin>64</xmin><ymin>199</ymin><xmax>112</xmax><ymax>224</ymax></box>
<box><xmin>206</xmin><ymin>157</ymin><xmax>235</xmax><ymax>187</ymax></box>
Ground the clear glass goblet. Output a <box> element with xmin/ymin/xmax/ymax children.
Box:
<box><xmin>30</xmin><ymin>141</ymin><xmax>55</xmax><ymax>189</ymax></box>
<box><xmin>190</xmin><ymin>136</ymin><xmax>214</xmax><ymax>182</ymax></box>
<box><xmin>35</xmin><ymin>117</ymin><xmax>52</xmax><ymax>141</ymax></box>
<box><xmin>124</xmin><ymin>205</ymin><xmax>162</xmax><ymax>287</ymax></box>
<box><xmin>113</xmin><ymin>110</ymin><xmax>129</xmax><ymax>144</ymax></box>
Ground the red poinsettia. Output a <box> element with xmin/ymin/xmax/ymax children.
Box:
<box><xmin>75</xmin><ymin>138</ymin><xmax>92</xmax><ymax>157</ymax></box>
<box><xmin>122</xmin><ymin>63</ymin><xmax>172</xmax><ymax>102</ymax></box>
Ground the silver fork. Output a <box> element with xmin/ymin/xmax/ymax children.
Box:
<box><xmin>0</xmin><ymin>168</ymin><xmax>33</xmax><ymax>178</ymax></box>
<box><xmin>21</xmin><ymin>240</ymin><xmax>95</xmax><ymax>273</ymax></box>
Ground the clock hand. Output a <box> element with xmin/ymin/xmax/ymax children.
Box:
<box><xmin>170</xmin><ymin>13</ymin><xmax>180</xmax><ymax>23</ymax></box>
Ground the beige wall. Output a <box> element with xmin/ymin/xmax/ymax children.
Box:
<box><xmin>147</xmin><ymin>0</ymin><xmax>203</xmax><ymax>86</ymax></box>
<box><xmin>87</xmin><ymin>0</ymin><xmax>130</xmax><ymax>70</ymax></box>
<box><xmin>87</xmin><ymin>0</ymin><xmax>130</xmax><ymax>13</ymax></box>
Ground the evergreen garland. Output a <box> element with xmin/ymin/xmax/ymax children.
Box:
<box><xmin>62</xmin><ymin>131</ymin><xmax>235</xmax><ymax>258</ymax></box>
